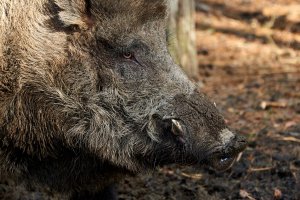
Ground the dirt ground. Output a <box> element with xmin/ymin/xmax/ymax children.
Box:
<box><xmin>1</xmin><ymin>0</ymin><xmax>300</xmax><ymax>199</ymax></box>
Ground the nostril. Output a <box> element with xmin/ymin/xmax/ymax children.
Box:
<box><xmin>237</xmin><ymin>138</ymin><xmax>247</xmax><ymax>145</ymax></box>
<box><xmin>227</xmin><ymin>135</ymin><xmax>248</xmax><ymax>153</ymax></box>
<box><xmin>236</xmin><ymin>135</ymin><xmax>247</xmax><ymax>143</ymax></box>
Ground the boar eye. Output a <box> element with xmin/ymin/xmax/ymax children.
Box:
<box><xmin>123</xmin><ymin>51</ymin><xmax>134</xmax><ymax>60</ymax></box>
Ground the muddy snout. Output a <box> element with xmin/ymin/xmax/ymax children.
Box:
<box><xmin>208</xmin><ymin>135</ymin><xmax>247</xmax><ymax>171</ymax></box>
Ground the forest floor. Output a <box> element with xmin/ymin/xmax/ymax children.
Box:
<box><xmin>1</xmin><ymin>0</ymin><xmax>299</xmax><ymax>200</ymax></box>
<box><xmin>118</xmin><ymin>0</ymin><xmax>300</xmax><ymax>199</ymax></box>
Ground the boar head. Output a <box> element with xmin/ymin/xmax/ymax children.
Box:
<box><xmin>0</xmin><ymin>0</ymin><xmax>247</xmax><ymax>191</ymax></box>
<box><xmin>65</xmin><ymin>0</ymin><xmax>247</xmax><ymax>171</ymax></box>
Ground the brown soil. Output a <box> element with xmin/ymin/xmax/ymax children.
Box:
<box><xmin>1</xmin><ymin>0</ymin><xmax>299</xmax><ymax>199</ymax></box>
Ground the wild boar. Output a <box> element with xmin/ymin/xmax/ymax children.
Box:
<box><xmin>0</xmin><ymin>0</ymin><xmax>247</xmax><ymax>199</ymax></box>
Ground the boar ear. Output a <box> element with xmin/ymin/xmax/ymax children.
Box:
<box><xmin>51</xmin><ymin>0</ymin><xmax>93</xmax><ymax>32</ymax></box>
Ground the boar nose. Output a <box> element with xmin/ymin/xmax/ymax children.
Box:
<box><xmin>208</xmin><ymin>134</ymin><xmax>247</xmax><ymax>171</ymax></box>
<box><xmin>227</xmin><ymin>134</ymin><xmax>247</xmax><ymax>154</ymax></box>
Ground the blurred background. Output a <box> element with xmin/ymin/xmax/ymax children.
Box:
<box><xmin>119</xmin><ymin>0</ymin><xmax>300</xmax><ymax>199</ymax></box>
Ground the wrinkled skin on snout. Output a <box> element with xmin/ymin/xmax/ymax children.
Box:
<box><xmin>147</xmin><ymin>93</ymin><xmax>247</xmax><ymax>172</ymax></box>
<box><xmin>0</xmin><ymin>0</ymin><xmax>247</xmax><ymax>198</ymax></box>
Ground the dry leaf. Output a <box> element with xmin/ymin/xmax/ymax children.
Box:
<box><xmin>274</xmin><ymin>188</ymin><xmax>282</xmax><ymax>200</ymax></box>
<box><xmin>240</xmin><ymin>189</ymin><xmax>256</xmax><ymax>200</ymax></box>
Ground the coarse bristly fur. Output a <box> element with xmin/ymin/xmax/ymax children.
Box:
<box><xmin>0</xmin><ymin>0</ymin><xmax>246</xmax><ymax>199</ymax></box>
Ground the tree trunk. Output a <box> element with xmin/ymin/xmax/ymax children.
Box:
<box><xmin>168</xmin><ymin>0</ymin><xmax>198</xmax><ymax>79</ymax></box>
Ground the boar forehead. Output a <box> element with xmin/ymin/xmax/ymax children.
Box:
<box><xmin>90</xmin><ymin>0</ymin><xmax>168</xmax><ymax>22</ymax></box>
<box><xmin>91</xmin><ymin>1</ymin><xmax>168</xmax><ymax>43</ymax></box>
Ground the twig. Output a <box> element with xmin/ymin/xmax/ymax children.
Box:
<box><xmin>240</xmin><ymin>189</ymin><xmax>257</xmax><ymax>200</ymax></box>
<box><xmin>249</xmin><ymin>167</ymin><xmax>273</xmax><ymax>172</ymax></box>
<box><xmin>181</xmin><ymin>172</ymin><xmax>203</xmax><ymax>180</ymax></box>
<box><xmin>260</xmin><ymin>101</ymin><xmax>287</xmax><ymax>109</ymax></box>
<box><xmin>272</xmin><ymin>135</ymin><xmax>300</xmax><ymax>143</ymax></box>
<box><xmin>281</xmin><ymin>136</ymin><xmax>300</xmax><ymax>143</ymax></box>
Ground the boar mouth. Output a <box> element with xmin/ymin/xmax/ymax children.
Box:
<box><xmin>206</xmin><ymin>135</ymin><xmax>247</xmax><ymax>171</ymax></box>
<box><xmin>207</xmin><ymin>151</ymin><xmax>237</xmax><ymax>171</ymax></box>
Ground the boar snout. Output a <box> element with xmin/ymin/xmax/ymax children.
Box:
<box><xmin>207</xmin><ymin>134</ymin><xmax>247</xmax><ymax>171</ymax></box>
<box><xmin>148</xmin><ymin>92</ymin><xmax>247</xmax><ymax>171</ymax></box>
